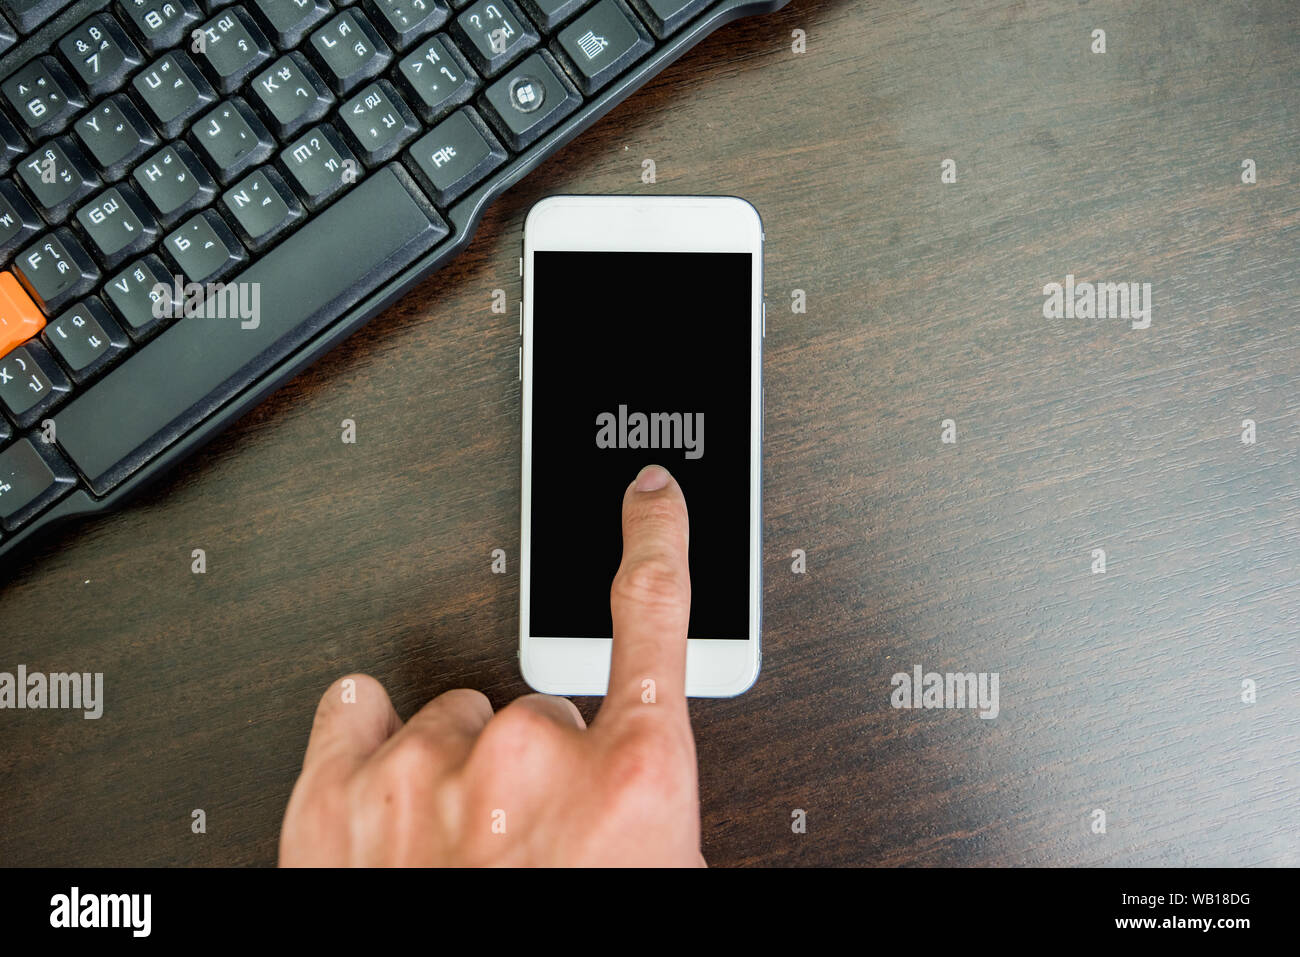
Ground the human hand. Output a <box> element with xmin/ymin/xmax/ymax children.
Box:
<box><xmin>279</xmin><ymin>464</ymin><xmax>702</xmax><ymax>866</ymax></box>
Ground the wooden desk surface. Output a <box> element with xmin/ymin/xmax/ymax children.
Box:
<box><xmin>3</xmin><ymin>0</ymin><xmax>1296</xmax><ymax>866</ymax></box>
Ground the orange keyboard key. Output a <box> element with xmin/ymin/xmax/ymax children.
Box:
<box><xmin>0</xmin><ymin>270</ymin><xmax>44</xmax><ymax>358</ymax></box>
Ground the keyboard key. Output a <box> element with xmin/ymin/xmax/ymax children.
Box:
<box><xmin>16</xmin><ymin>139</ymin><xmax>101</xmax><ymax>222</ymax></box>
<box><xmin>14</xmin><ymin>230</ymin><xmax>99</xmax><ymax>314</ymax></box>
<box><xmin>449</xmin><ymin>0</ymin><xmax>537</xmax><ymax>78</ymax></box>
<box><xmin>0</xmin><ymin>18</ymin><xmax>14</xmax><ymax>57</ymax></box>
<box><xmin>221</xmin><ymin>165</ymin><xmax>301</xmax><ymax>250</ymax></box>
<box><xmin>2</xmin><ymin>57</ymin><xmax>85</xmax><ymax>138</ymax></box>
<box><xmin>518</xmin><ymin>0</ymin><xmax>588</xmax><ymax>31</ymax></box>
<box><xmin>132</xmin><ymin>143</ymin><xmax>217</xmax><ymax>224</ymax></box>
<box><xmin>479</xmin><ymin>50</ymin><xmax>579</xmax><ymax>150</ymax></box>
<box><xmin>58</xmin><ymin>14</ymin><xmax>144</xmax><ymax>98</ymax></box>
<box><xmin>249</xmin><ymin>52</ymin><xmax>333</xmax><ymax>139</ymax></box>
<box><xmin>133</xmin><ymin>52</ymin><xmax>217</xmax><ymax>138</ymax></box>
<box><xmin>0</xmin><ymin>341</ymin><xmax>69</xmax><ymax>427</ymax></box>
<box><xmin>0</xmin><ymin>436</ymin><xmax>75</xmax><ymax>531</ymax></box>
<box><xmin>0</xmin><ymin>111</ymin><xmax>25</xmax><ymax>175</ymax></box>
<box><xmin>404</xmin><ymin>106</ymin><xmax>504</xmax><ymax>205</ymax></box>
<box><xmin>75</xmin><ymin>184</ymin><xmax>159</xmax><ymax>268</ymax></box>
<box><xmin>53</xmin><ymin>166</ymin><xmax>449</xmax><ymax>495</ymax></box>
<box><xmin>194</xmin><ymin>7</ymin><xmax>273</xmax><ymax>94</ymax></box>
<box><xmin>116</xmin><ymin>0</ymin><xmax>202</xmax><ymax>54</ymax></box>
<box><xmin>0</xmin><ymin>270</ymin><xmax>44</xmax><ymax>356</ymax></box>
<box><xmin>395</xmin><ymin>33</ymin><xmax>477</xmax><ymax>123</ymax></box>
<box><xmin>626</xmin><ymin>0</ymin><xmax>704</xmax><ymax>38</ymax></box>
<box><xmin>250</xmin><ymin>0</ymin><xmax>331</xmax><ymax>48</ymax></box>
<box><xmin>307</xmin><ymin>11</ymin><xmax>392</xmax><ymax>95</ymax></box>
<box><xmin>362</xmin><ymin>0</ymin><xmax>448</xmax><ymax>50</ymax></box>
<box><xmin>0</xmin><ymin>180</ymin><xmax>42</xmax><ymax>262</ymax></box>
<box><xmin>74</xmin><ymin>95</ymin><xmax>159</xmax><ymax>179</ymax></box>
<box><xmin>162</xmin><ymin>209</ymin><xmax>245</xmax><ymax>282</ymax></box>
<box><xmin>42</xmin><ymin>298</ymin><xmax>128</xmax><ymax>383</ymax></box>
<box><xmin>553</xmin><ymin>0</ymin><xmax>651</xmax><ymax>94</ymax></box>
<box><xmin>104</xmin><ymin>253</ymin><xmax>171</xmax><ymax>338</ymax></box>
<box><xmin>190</xmin><ymin>98</ymin><xmax>274</xmax><ymax>184</ymax></box>
<box><xmin>339</xmin><ymin>80</ymin><xmax>419</xmax><ymax>164</ymax></box>
<box><xmin>278</xmin><ymin>123</ymin><xmax>360</xmax><ymax>209</ymax></box>
<box><xmin>1</xmin><ymin>0</ymin><xmax>73</xmax><ymax>34</ymax></box>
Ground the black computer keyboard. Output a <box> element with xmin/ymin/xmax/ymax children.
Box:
<box><xmin>0</xmin><ymin>0</ymin><xmax>788</xmax><ymax>562</ymax></box>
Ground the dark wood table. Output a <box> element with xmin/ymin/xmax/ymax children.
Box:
<box><xmin>3</xmin><ymin>0</ymin><xmax>1296</xmax><ymax>866</ymax></box>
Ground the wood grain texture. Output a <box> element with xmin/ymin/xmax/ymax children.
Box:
<box><xmin>1</xmin><ymin>0</ymin><xmax>1297</xmax><ymax>866</ymax></box>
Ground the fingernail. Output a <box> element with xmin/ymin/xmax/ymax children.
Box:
<box><xmin>634</xmin><ymin>464</ymin><xmax>671</xmax><ymax>492</ymax></box>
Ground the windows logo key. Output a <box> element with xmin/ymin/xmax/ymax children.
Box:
<box><xmin>509</xmin><ymin>76</ymin><xmax>544</xmax><ymax>113</ymax></box>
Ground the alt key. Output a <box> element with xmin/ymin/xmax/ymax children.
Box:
<box><xmin>0</xmin><ymin>437</ymin><xmax>76</xmax><ymax>532</ymax></box>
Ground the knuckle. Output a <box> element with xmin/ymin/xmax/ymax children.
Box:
<box><xmin>349</xmin><ymin>747</ymin><xmax>430</xmax><ymax>835</ymax></box>
<box><xmin>441</xmin><ymin>687</ymin><xmax>492</xmax><ymax>718</ymax></box>
<box><xmin>612</xmin><ymin>556</ymin><xmax>687</xmax><ymax>612</ymax></box>
<box><xmin>376</xmin><ymin>732</ymin><xmax>441</xmax><ymax>782</ymax></box>
<box><xmin>479</xmin><ymin>702</ymin><xmax>561</xmax><ymax>756</ymax></box>
<box><xmin>603</xmin><ymin>728</ymin><xmax>685</xmax><ymax>806</ymax></box>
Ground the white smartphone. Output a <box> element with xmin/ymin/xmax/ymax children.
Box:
<box><xmin>519</xmin><ymin>195</ymin><xmax>764</xmax><ymax>697</ymax></box>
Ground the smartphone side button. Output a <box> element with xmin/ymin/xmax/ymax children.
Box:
<box><xmin>762</xmin><ymin>299</ymin><xmax>766</xmax><ymax>337</ymax></box>
<box><xmin>518</xmin><ymin>345</ymin><xmax>522</xmax><ymax>381</ymax></box>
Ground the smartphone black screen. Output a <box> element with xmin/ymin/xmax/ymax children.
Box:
<box><xmin>528</xmin><ymin>250</ymin><xmax>753</xmax><ymax>639</ymax></box>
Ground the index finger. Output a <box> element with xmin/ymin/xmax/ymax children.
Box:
<box><xmin>597</xmin><ymin>464</ymin><xmax>692</xmax><ymax>729</ymax></box>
